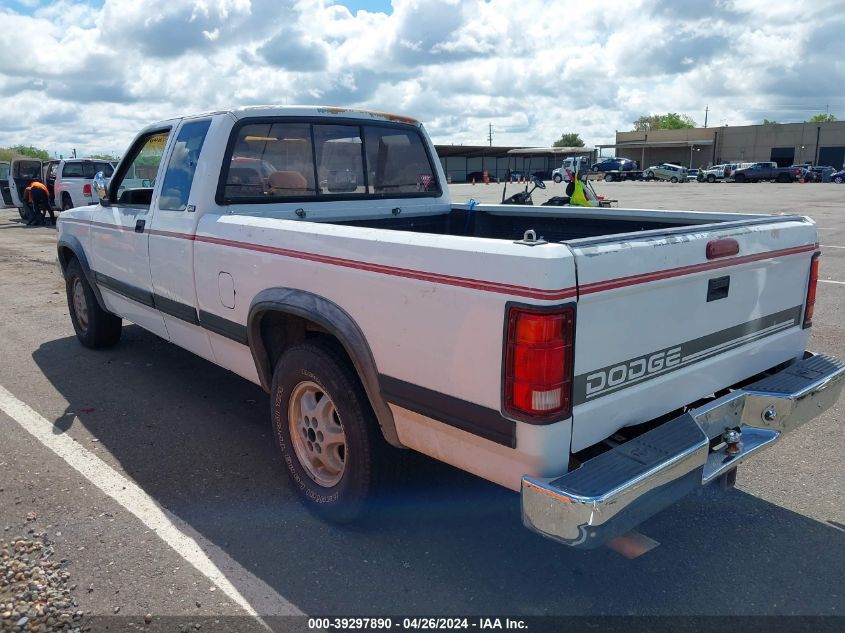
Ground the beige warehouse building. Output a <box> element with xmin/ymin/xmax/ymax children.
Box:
<box><xmin>606</xmin><ymin>122</ymin><xmax>845</xmax><ymax>170</ymax></box>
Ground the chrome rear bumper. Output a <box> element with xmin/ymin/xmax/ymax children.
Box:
<box><xmin>521</xmin><ymin>352</ymin><xmax>845</xmax><ymax>549</ymax></box>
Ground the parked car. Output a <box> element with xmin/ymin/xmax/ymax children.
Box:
<box><xmin>644</xmin><ymin>163</ymin><xmax>688</xmax><ymax>182</ymax></box>
<box><xmin>55</xmin><ymin>105</ymin><xmax>843</xmax><ymax>550</ymax></box>
<box><xmin>0</xmin><ymin>161</ymin><xmax>12</xmax><ymax>207</ymax></box>
<box><xmin>702</xmin><ymin>164</ymin><xmax>729</xmax><ymax>182</ymax></box>
<box><xmin>832</xmin><ymin>170</ymin><xmax>845</xmax><ymax>184</ymax></box>
<box><xmin>809</xmin><ymin>166</ymin><xmax>835</xmax><ymax>182</ymax></box>
<box><xmin>590</xmin><ymin>157</ymin><xmax>637</xmax><ymax>172</ymax></box>
<box><xmin>687</xmin><ymin>169</ymin><xmax>700</xmax><ymax>182</ymax></box>
<box><xmin>732</xmin><ymin>162</ymin><xmax>796</xmax><ymax>183</ymax></box>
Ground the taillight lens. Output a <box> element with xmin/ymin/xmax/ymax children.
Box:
<box><xmin>83</xmin><ymin>184</ymin><xmax>92</xmax><ymax>197</ymax></box>
<box><xmin>803</xmin><ymin>251</ymin><xmax>821</xmax><ymax>328</ymax></box>
<box><xmin>504</xmin><ymin>305</ymin><xmax>574</xmax><ymax>420</ymax></box>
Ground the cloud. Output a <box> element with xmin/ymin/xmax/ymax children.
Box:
<box><xmin>0</xmin><ymin>0</ymin><xmax>843</xmax><ymax>157</ymax></box>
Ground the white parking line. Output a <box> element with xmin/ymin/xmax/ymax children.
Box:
<box><xmin>821</xmin><ymin>245</ymin><xmax>845</xmax><ymax>249</ymax></box>
<box><xmin>820</xmin><ymin>279</ymin><xmax>845</xmax><ymax>285</ymax></box>
<box><xmin>0</xmin><ymin>383</ymin><xmax>302</xmax><ymax>620</ymax></box>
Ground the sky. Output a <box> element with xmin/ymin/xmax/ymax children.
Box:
<box><xmin>0</xmin><ymin>0</ymin><xmax>843</xmax><ymax>158</ymax></box>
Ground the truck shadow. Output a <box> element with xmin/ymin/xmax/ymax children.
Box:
<box><xmin>33</xmin><ymin>326</ymin><xmax>845</xmax><ymax>617</ymax></box>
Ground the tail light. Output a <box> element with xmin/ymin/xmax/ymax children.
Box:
<box><xmin>82</xmin><ymin>184</ymin><xmax>92</xmax><ymax>197</ymax></box>
<box><xmin>504</xmin><ymin>305</ymin><xmax>574</xmax><ymax>420</ymax></box>
<box><xmin>803</xmin><ymin>251</ymin><xmax>821</xmax><ymax>328</ymax></box>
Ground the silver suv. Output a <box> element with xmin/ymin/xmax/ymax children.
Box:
<box><xmin>644</xmin><ymin>163</ymin><xmax>688</xmax><ymax>182</ymax></box>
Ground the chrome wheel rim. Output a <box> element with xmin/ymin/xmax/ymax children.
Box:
<box><xmin>288</xmin><ymin>381</ymin><xmax>346</xmax><ymax>487</ymax></box>
<box><xmin>72</xmin><ymin>278</ymin><xmax>89</xmax><ymax>332</ymax></box>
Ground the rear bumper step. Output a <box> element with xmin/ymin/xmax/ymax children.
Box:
<box><xmin>521</xmin><ymin>352</ymin><xmax>845</xmax><ymax>549</ymax></box>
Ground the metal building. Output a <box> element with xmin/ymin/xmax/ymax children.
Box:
<box><xmin>604</xmin><ymin>121</ymin><xmax>845</xmax><ymax>170</ymax></box>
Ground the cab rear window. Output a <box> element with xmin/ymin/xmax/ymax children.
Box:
<box><xmin>218</xmin><ymin>119</ymin><xmax>440</xmax><ymax>204</ymax></box>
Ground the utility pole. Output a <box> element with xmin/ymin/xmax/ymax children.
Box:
<box><xmin>487</xmin><ymin>123</ymin><xmax>493</xmax><ymax>147</ymax></box>
<box><xmin>72</xmin><ymin>148</ymin><xmax>77</xmax><ymax>158</ymax></box>
<box><xmin>704</xmin><ymin>105</ymin><xmax>709</xmax><ymax>129</ymax></box>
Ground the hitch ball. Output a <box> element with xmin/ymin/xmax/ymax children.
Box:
<box><xmin>762</xmin><ymin>405</ymin><xmax>777</xmax><ymax>423</ymax></box>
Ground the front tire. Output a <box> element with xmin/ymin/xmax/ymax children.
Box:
<box><xmin>553</xmin><ymin>174</ymin><xmax>562</xmax><ymax>183</ymax></box>
<box><xmin>65</xmin><ymin>259</ymin><xmax>122</xmax><ymax>348</ymax></box>
<box><xmin>834</xmin><ymin>176</ymin><xmax>843</xmax><ymax>184</ymax></box>
<box><xmin>707</xmin><ymin>174</ymin><xmax>716</xmax><ymax>183</ymax></box>
<box><xmin>271</xmin><ymin>339</ymin><xmax>399</xmax><ymax>523</ymax></box>
<box><xmin>670</xmin><ymin>176</ymin><xmax>678</xmax><ymax>183</ymax></box>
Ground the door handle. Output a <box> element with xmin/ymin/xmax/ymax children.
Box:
<box><xmin>135</xmin><ymin>219</ymin><xmax>146</xmax><ymax>233</ymax></box>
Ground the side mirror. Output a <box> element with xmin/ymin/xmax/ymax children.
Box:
<box><xmin>93</xmin><ymin>171</ymin><xmax>109</xmax><ymax>204</ymax></box>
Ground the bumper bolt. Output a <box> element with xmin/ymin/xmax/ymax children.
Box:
<box><xmin>723</xmin><ymin>429</ymin><xmax>742</xmax><ymax>455</ymax></box>
<box><xmin>762</xmin><ymin>406</ymin><xmax>777</xmax><ymax>423</ymax></box>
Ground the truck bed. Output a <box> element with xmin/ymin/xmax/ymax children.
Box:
<box><xmin>336</xmin><ymin>204</ymin><xmax>764</xmax><ymax>243</ymax></box>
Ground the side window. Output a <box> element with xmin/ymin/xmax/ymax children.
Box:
<box><xmin>110</xmin><ymin>130</ymin><xmax>170</xmax><ymax>207</ymax></box>
<box><xmin>313</xmin><ymin>125</ymin><xmax>365</xmax><ymax>195</ymax></box>
<box><xmin>363</xmin><ymin>126</ymin><xmax>438</xmax><ymax>194</ymax></box>
<box><xmin>62</xmin><ymin>163</ymin><xmax>84</xmax><ymax>178</ymax></box>
<box><xmin>224</xmin><ymin>123</ymin><xmax>316</xmax><ymax>200</ymax></box>
<box><xmin>159</xmin><ymin>120</ymin><xmax>211</xmax><ymax>211</ymax></box>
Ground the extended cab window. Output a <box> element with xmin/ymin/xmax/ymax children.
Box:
<box><xmin>159</xmin><ymin>119</ymin><xmax>211</xmax><ymax>211</ymax></box>
<box><xmin>109</xmin><ymin>131</ymin><xmax>170</xmax><ymax>207</ymax></box>
<box><xmin>220</xmin><ymin>120</ymin><xmax>439</xmax><ymax>204</ymax></box>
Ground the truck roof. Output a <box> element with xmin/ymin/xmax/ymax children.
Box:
<box><xmin>144</xmin><ymin>105</ymin><xmax>421</xmax><ymax>131</ymax></box>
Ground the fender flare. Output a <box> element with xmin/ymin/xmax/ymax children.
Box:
<box><xmin>56</xmin><ymin>237</ymin><xmax>108</xmax><ymax>312</ymax></box>
<box><xmin>248</xmin><ymin>288</ymin><xmax>401</xmax><ymax>448</ymax></box>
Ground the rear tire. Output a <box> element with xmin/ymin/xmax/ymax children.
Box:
<box><xmin>65</xmin><ymin>259</ymin><xmax>122</xmax><ymax>348</ymax></box>
<box><xmin>62</xmin><ymin>194</ymin><xmax>73</xmax><ymax>211</ymax></box>
<box><xmin>645</xmin><ymin>171</ymin><xmax>654</xmax><ymax>180</ymax></box>
<box><xmin>604</xmin><ymin>173</ymin><xmax>615</xmax><ymax>182</ymax></box>
<box><xmin>734</xmin><ymin>174</ymin><xmax>746</xmax><ymax>183</ymax></box>
<box><xmin>707</xmin><ymin>174</ymin><xmax>716</xmax><ymax>183</ymax></box>
<box><xmin>670</xmin><ymin>176</ymin><xmax>678</xmax><ymax>183</ymax></box>
<box><xmin>271</xmin><ymin>339</ymin><xmax>400</xmax><ymax>523</ymax></box>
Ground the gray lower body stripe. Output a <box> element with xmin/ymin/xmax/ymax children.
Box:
<box><xmin>94</xmin><ymin>271</ymin><xmax>246</xmax><ymax>345</ymax></box>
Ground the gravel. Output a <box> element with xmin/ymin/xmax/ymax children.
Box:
<box><xmin>0</xmin><ymin>532</ymin><xmax>89</xmax><ymax>632</ymax></box>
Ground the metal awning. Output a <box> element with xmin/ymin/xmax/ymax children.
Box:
<box><xmin>596</xmin><ymin>140</ymin><xmax>714</xmax><ymax>149</ymax></box>
<box><xmin>507</xmin><ymin>147</ymin><xmax>592</xmax><ymax>155</ymax></box>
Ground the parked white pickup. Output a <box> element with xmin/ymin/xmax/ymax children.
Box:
<box><xmin>56</xmin><ymin>106</ymin><xmax>844</xmax><ymax>548</ymax></box>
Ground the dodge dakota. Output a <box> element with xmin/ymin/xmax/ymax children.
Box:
<box><xmin>56</xmin><ymin>106</ymin><xmax>844</xmax><ymax>549</ymax></box>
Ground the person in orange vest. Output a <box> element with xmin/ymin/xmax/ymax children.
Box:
<box><xmin>26</xmin><ymin>179</ymin><xmax>54</xmax><ymax>226</ymax></box>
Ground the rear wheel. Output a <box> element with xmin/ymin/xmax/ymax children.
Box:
<box><xmin>645</xmin><ymin>171</ymin><xmax>654</xmax><ymax>180</ymax></box>
<box><xmin>62</xmin><ymin>193</ymin><xmax>73</xmax><ymax>211</ymax></box>
<box><xmin>707</xmin><ymin>174</ymin><xmax>716</xmax><ymax>183</ymax></box>
<box><xmin>65</xmin><ymin>259</ymin><xmax>122</xmax><ymax>348</ymax></box>
<box><xmin>670</xmin><ymin>176</ymin><xmax>678</xmax><ymax>183</ymax></box>
<box><xmin>734</xmin><ymin>174</ymin><xmax>746</xmax><ymax>183</ymax></box>
<box><xmin>271</xmin><ymin>339</ymin><xmax>400</xmax><ymax>523</ymax></box>
<box><xmin>604</xmin><ymin>173</ymin><xmax>615</xmax><ymax>182</ymax></box>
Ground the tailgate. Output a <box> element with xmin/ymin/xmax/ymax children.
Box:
<box><xmin>568</xmin><ymin>217</ymin><xmax>817</xmax><ymax>452</ymax></box>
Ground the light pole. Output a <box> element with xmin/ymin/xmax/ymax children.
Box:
<box><xmin>689</xmin><ymin>145</ymin><xmax>701</xmax><ymax>168</ymax></box>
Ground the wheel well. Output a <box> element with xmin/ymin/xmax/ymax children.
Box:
<box><xmin>58</xmin><ymin>246</ymin><xmax>76</xmax><ymax>272</ymax></box>
<box><xmin>259</xmin><ymin>311</ymin><xmax>350</xmax><ymax>379</ymax></box>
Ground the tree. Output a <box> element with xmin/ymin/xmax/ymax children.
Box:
<box><xmin>552</xmin><ymin>132</ymin><xmax>585</xmax><ymax>148</ymax></box>
<box><xmin>0</xmin><ymin>145</ymin><xmax>50</xmax><ymax>161</ymax></box>
<box><xmin>632</xmin><ymin>113</ymin><xmax>697</xmax><ymax>131</ymax></box>
<box><xmin>89</xmin><ymin>153</ymin><xmax>120</xmax><ymax>161</ymax></box>
<box><xmin>762</xmin><ymin>118</ymin><xmax>779</xmax><ymax>125</ymax></box>
<box><xmin>808</xmin><ymin>113</ymin><xmax>837</xmax><ymax>123</ymax></box>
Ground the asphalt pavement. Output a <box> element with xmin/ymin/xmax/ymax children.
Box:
<box><xmin>0</xmin><ymin>182</ymin><xmax>843</xmax><ymax>629</ymax></box>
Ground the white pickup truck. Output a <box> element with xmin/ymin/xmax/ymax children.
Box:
<box><xmin>56</xmin><ymin>106</ymin><xmax>844</xmax><ymax>549</ymax></box>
